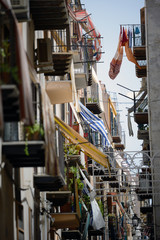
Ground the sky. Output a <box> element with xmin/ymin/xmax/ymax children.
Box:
<box><xmin>83</xmin><ymin>0</ymin><xmax>145</xmax><ymax>152</ymax></box>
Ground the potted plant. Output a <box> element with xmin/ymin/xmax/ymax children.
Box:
<box><xmin>64</xmin><ymin>144</ymin><xmax>80</xmax><ymax>159</ymax></box>
<box><xmin>24</xmin><ymin>122</ymin><xmax>44</xmax><ymax>156</ymax></box>
<box><xmin>87</xmin><ymin>97</ymin><xmax>92</xmax><ymax>103</ymax></box>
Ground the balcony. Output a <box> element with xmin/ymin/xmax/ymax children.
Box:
<box><xmin>42</xmin><ymin>30</ymin><xmax>72</xmax><ymax>76</ymax></box>
<box><xmin>3</xmin><ymin>140</ymin><xmax>45</xmax><ymax>168</ymax></box>
<box><xmin>50</xmin><ymin>180</ymin><xmax>81</xmax><ymax>229</ymax></box>
<box><xmin>134</xmin><ymin>111</ymin><xmax>148</xmax><ymax>124</ymax></box>
<box><xmin>62</xmin><ymin>230</ymin><xmax>81</xmax><ymax>240</ymax></box>
<box><xmin>88</xmin><ymin>227</ymin><xmax>104</xmax><ymax>239</ymax></box>
<box><xmin>34</xmin><ymin>128</ymin><xmax>65</xmax><ymax>191</ymax></box>
<box><xmin>111</xmin><ymin>113</ymin><xmax>125</xmax><ymax>150</ymax></box>
<box><xmin>120</xmin><ymin>24</ymin><xmax>146</xmax><ymax>59</ymax></box>
<box><xmin>136</xmin><ymin>64</ymin><xmax>147</xmax><ymax>78</ymax></box>
<box><xmin>113</xmin><ymin>131</ymin><xmax>125</xmax><ymax>151</ymax></box>
<box><xmin>30</xmin><ymin>0</ymin><xmax>69</xmax><ymax>30</ymax></box>
<box><xmin>75</xmin><ymin>71</ymin><xmax>87</xmax><ymax>90</ymax></box>
<box><xmin>136</xmin><ymin>168</ymin><xmax>152</xmax><ymax>201</ymax></box>
<box><xmin>86</xmin><ymin>83</ymin><xmax>102</xmax><ymax>114</ymax></box>
<box><xmin>2</xmin><ymin>121</ymin><xmax>45</xmax><ymax>168</ymax></box>
<box><xmin>34</xmin><ymin>175</ymin><xmax>65</xmax><ymax>191</ymax></box>
<box><xmin>140</xmin><ymin>199</ymin><xmax>152</xmax><ymax>214</ymax></box>
<box><xmin>140</xmin><ymin>206</ymin><xmax>152</xmax><ymax>214</ymax></box>
<box><xmin>46</xmin><ymin>191</ymin><xmax>71</xmax><ymax>206</ymax></box>
<box><xmin>137</xmin><ymin>129</ymin><xmax>149</xmax><ymax>140</ymax></box>
<box><xmin>11</xmin><ymin>0</ymin><xmax>30</xmax><ymax>22</ymax></box>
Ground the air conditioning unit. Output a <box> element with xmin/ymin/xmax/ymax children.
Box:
<box><xmin>11</xmin><ymin>0</ymin><xmax>30</xmax><ymax>22</ymax></box>
<box><xmin>36</xmin><ymin>38</ymin><xmax>54</xmax><ymax>73</ymax></box>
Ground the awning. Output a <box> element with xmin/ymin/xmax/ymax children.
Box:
<box><xmin>79</xmin><ymin>102</ymin><xmax>111</xmax><ymax>147</ymax></box>
<box><xmin>54</xmin><ymin>116</ymin><xmax>110</xmax><ymax>171</ymax></box>
<box><xmin>46</xmin><ymin>81</ymin><xmax>73</xmax><ymax>104</ymax></box>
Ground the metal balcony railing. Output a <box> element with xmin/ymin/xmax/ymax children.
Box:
<box><xmin>51</xmin><ymin>29</ymin><xmax>70</xmax><ymax>52</ymax></box>
<box><xmin>120</xmin><ymin>24</ymin><xmax>145</xmax><ymax>47</ymax></box>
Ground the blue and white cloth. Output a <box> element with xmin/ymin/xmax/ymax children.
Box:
<box><xmin>79</xmin><ymin>102</ymin><xmax>111</xmax><ymax>147</ymax></box>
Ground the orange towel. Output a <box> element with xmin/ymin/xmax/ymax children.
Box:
<box><xmin>125</xmin><ymin>40</ymin><xmax>142</xmax><ymax>69</ymax></box>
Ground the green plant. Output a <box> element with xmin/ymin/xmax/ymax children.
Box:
<box><xmin>70</xmin><ymin>166</ymin><xmax>79</xmax><ymax>177</ymax></box>
<box><xmin>24</xmin><ymin>122</ymin><xmax>44</xmax><ymax>156</ymax></box>
<box><xmin>25</xmin><ymin>122</ymin><xmax>44</xmax><ymax>136</ymax></box>
<box><xmin>64</xmin><ymin>144</ymin><xmax>80</xmax><ymax>157</ymax></box>
<box><xmin>76</xmin><ymin>178</ymin><xmax>84</xmax><ymax>191</ymax></box>
<box><xmin>82</xmin><ymin>194</ymin><xmax>90</xmax><ymax>209</ymax></box>
<box><xmin>68</xmin><ymin>166</ymin><xmax>84</xmax><ymax>193</ymax></box>
<box><xmin>138</xmin><ymin>107</ymin><xmax>143</xmax><ymax>112</ymax></box>
<box><xmin>69</xmin><ymin>178</ymin><xmax>84</xmax><ymax>193</ymax></box>
<box><xmin>93</xmin><ymin>98</ymin><xmax>97</xmax><ymax>103</ymax></box>
<box><xmin>87</xmin><ymin>97</ymin><xmax>92</xmax><ymax>103</ymax></box>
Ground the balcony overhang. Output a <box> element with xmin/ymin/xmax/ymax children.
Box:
<box><xmin>46</xmin><ymin>81</ymin><xmax>73</xmax><ymax>104</ymax></box>
<box><xmin>30</xmin><ymin>0</ymin><xmax>69</xmax><ymax>30</ymax></box>
<box><xmin>133</xmin><ymin>46</ymin><xmax>146</xmax><ymax>60</ymax></box>
<box><xmin>75</xmin><ymin>73</ymin><xmax>87</xmax><ymax>90</ymax></box>
<box><xmin>112</xmin><ymin>135</ymin><xmax>121</xmax><ymax>143</ymax></box>
<box><xmin>34</xmin><ymin>174</ymin><xmax>65</xmax><ymax>191</ymax></box>
<box><xmin>140</xmin><ymin>206</ymin><xmax>152</xmax><ymax>214</ymax></box>
<box><xmin>113</xmin><ymin>143</ymin><xmax>125</xmax><ymax>150</ymax></box>
<box><xmin>46</xmin><ymin>191</ymin><xmax>71</xmax><ymax>206</ymax></box>
<box><xmin>88</xmin><ymin>229</ymin><xmax>104</xmax><ymax>237</ymax></box>
<box><xmin>2</xmin><ymin>141</ymin><xmax>45</xmax><ymax>168</ymax></box>
<box><xmin>136</xmin><ymin>189</ymin><xmax>152</xmax><ymax>201</ymax></box>
<box><xmin>137</xmin><ymin>130</ymin><xmax>149</xmax><ymax>140</ymax></box>
<box><xmin>136</xmin><ymin>65</ymin><xmax>147</xmax><ymax>78</ymax></box>
<box><xmin>45</xmin><ymin>52</ymin><xmax>72</xmax><ymax>76</ymax></box>
<box><xmin>62</xmin><ymin>230</ymin><xmax>81</xmax><ymax>240</ymax></box>
<box><xmin>50</xmin><ymin>213</ymin><xmax>80</xmax><ymax>229</ymax></box>
<box><xmin>134</xmin><ymin>112</ymin><xmax>148</xmax><ymax>124</ymax></box>
<box><xmin>66</xmin><ymin>155</ymin><xmax>81</xmax><ymax>167</ymax></box>
<box><xmin>88</xmin><ymin>165</ymin><xmax>105</xmax><ymax>176</ymax></box>
<box><xmin>86</xmin><ymin>102</ymin><xmax>102</xmax><ymax>114</ymax></box>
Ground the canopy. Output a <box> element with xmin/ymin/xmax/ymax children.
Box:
<box><xmin>54</xmin><ymin>116</ymin><xmax>110</xmax><ymax>171</ymax></box>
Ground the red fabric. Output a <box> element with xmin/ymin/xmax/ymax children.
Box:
<box><xmin>109</xmin><ymin>33</ymin><xmax>123</xmax><ymax>80</ymax></box>
<box><xmin>121</xmin><ymin>27</ymin><xmax>128</xmax><ymax>46</ymax></box>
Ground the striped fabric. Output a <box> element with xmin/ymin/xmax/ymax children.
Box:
<box><xmin>79</xmin><ymin>102</ymin><xmax>111</xmax><ymax>147</ymax></box>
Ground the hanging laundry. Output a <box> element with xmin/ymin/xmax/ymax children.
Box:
<box><xmin>135</xmin><ymin>26</ymin><xmax>140</xmax><ymax>34</ymax></box>
<box><xmin>125</xmin><ymin>40</ymin><xmax>142</xmax><ymax>69</ymax></box>
<box><xmin>128</xmin><ymin>28</ymin><xmax>132</xmax><ymax>48</ymax></box>
<box><xmin>121</xmin><ymin>27</ymin><xmax>128</xmax><ymax>46</ymax></box>
<box><xmin>109</xmin><ymin>32</ymin><xmax>123</xmax><ymax>80</ymax></box>
<box><xmin>122</xmin><ymin>27</ymin><xmax>142</xmax><ymax>68</ymax></box>
<box><xmin>109</xmin><ymin>27</ymin><xmax>141</xmax><ymax>80</ymax></box>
